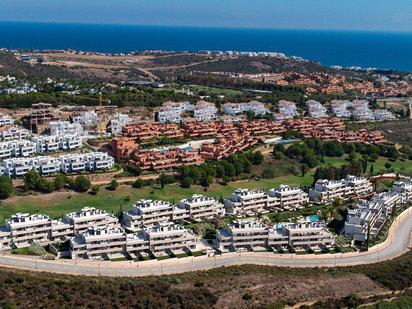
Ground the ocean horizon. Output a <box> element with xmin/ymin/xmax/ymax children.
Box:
<box><xmin>0</xmin><ymin>21</ymin><xmax>411</xmax><ymax>71</ymax></box>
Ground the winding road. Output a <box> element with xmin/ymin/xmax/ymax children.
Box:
<box><xmin>1</xmin><ymin>208</ymin><xmax>411</xmax><ymax>277</ymax></box>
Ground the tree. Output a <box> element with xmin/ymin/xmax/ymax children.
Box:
<box><xmin>74</xmin><ymin>176</ymin><xmax>91</xmax><ymax>192</ymax></box>
<box><xmin>0</xmin><ymin>176</ymin><xmax>13</xmax><ymax>199</ymax></box>
<box><xmin>133</xmin><ymin>179</ymin><xmax>145</xmax><ymax>188</ymax></box>
<box><xmin>370</xmin><ymin>164</ymin><xmax>374</xmax><ymax>176</ymax></box>
<box><xmin>37</xmin><ymin>178</ymin><xmax>54</xmax><ymax>193</ymax></box>
<box><xmin>159</xmin><ymin>173</ymin><xmax>166</xmax><ymax>189</ymax></box>
<box><xmin>53</xmin><ymin>175</ymin><xmax>67</xmax><ymax>191</ymax></box>
<box><xmin>23</xmin><ymin>170</ymin><xmax>41</xmax><ymax>191</ymax></box>
<box><xmin>108</xmin><ymin>180</ymin><xmax>119</xmax><ymax>191</ymax></box>
<box><xmin>384</xmin><ymin>162</ymin><xmax>392</xmax><ymax>169</ymax></box>
<box><xmin>90</xmin><ymin>186</ymin><xmax>100</xmax><ymax>195</ymax></box>
<box><xmin>181</xmin><ymin>177</ymin><xmax>194</xmax><ymax>188</ymax></box>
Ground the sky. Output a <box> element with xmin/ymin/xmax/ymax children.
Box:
<box><xmin>0</xmin><ymin>0</ymin><xmax>411</xmax><ymax>32</ymax></box>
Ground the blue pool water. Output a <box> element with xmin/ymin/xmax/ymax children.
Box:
<box><xmin>308</xmin><ymin>215</ymin><xmax>320</xmax><ymax>222</ymax></box>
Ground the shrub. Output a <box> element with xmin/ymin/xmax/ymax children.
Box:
<box><xmin>74</xmin><ymin>176</ymin><xmax>91</xmax><ymax>192</ymax></box>
<box><xmin>181</xmin><ymin>177</ymin><xmax>194</xmax><ymax>188</ymax></box>
<box><xmin>242</xmin><ymin>292</ymin><xmax>253</xmax><ymax>300</ymax></box>
<box><xmin>23</xmin><ymin>170</ymin><xmax>41</xmax><ymax>191</ymax></box>
<box><xmin>0</xmin><ymin>176</ymin><xmax>13</xmax><ymax>199</ymax></box>
<box><xmin>133</xmin><ymin>179</ymin><xmax>145</xmax><ymax>188</ymax></box>
<box><xmin>90</xmin><ymin>186</ymin><xmax>100</xmax><ymax>195</ymax></box>
<box><xmin>107</xmin><ymin>180</ymin><xmax>119</xmax><ymax>191</ymax></box>
<box><xmin>53</xmin><ymin>175</ymin><xmax>68</xmax><ymax>190</ymax></box>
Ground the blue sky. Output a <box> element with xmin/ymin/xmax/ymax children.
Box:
<box><xmin>1</xmin><ymin>0</ymin><xmax>411</xmax><ymax>32</ymax></box>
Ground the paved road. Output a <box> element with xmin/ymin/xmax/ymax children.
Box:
<box><xmin>0</xmin><ymin>208</ymin><xmax>411</xmax><ymax>277</ymax></box>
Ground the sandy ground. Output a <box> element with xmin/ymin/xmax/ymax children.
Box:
<box><xmin>207</xmin><ymin>273</ymin><xmax>388</xmax><ymax>308</ymax></box>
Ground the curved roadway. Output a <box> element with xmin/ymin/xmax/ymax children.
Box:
<box><xmin>0</xmin><ymin>208</ymin><xmax>411</xmax><ymax>277</ymax></box>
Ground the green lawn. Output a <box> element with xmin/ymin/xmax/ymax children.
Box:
<box><xmin>0</xmin><ymin>174</ymin><xmax>313</xmax><ymax>223</ymax></box>
<box><xmin>321</xmin><ymin>155</ymin><xmax>412</xmax><ymax>176</ymax></box>
<box><xmin>189</xmin><ymin>85</ymin><xmax>243</xmax><ymax>96</ymax></box>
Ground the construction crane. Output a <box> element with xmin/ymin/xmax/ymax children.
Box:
<box><xmin>72</xmin><ymin>93</ymin><xmax>111</xmax><ymax>135</ymax></box>
<box><xmin>97</xmin><ymin>92</ymin><xmax>106</xmax><ymax>135</ymax></box>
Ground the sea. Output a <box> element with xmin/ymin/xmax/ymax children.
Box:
<box><xmin>0</xmin><ymin>21</ymin><xmax>411</xmax><ymax>72</ymax></box>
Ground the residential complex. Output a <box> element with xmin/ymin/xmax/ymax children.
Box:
<box><xmin>277</xmin><ymin>100</ymin><xmax>300</xmax><ymax>118</ymax></box>
<box><xmin>331</xmin><ymin>100</ymin><xmax>397</xmax><ymax>121</ymax></box>
<box><xmin>216</xmin><ymin>219</ymin><xmax>334</xmax><ymax>252</ymax></box>
<box><xmin>224</xmin><ymin>185</ymin><xmax>309</xmax><ymax>216</ymax></box>
<box><xmin>309</xmin><ymin>175</ymin><xmax>373</xmax><ymax>203</ymax></box>
<box><xmin>194</xmin><ymin>101</ymin><xmax>218</xmax><ymax>121</ymax></box>
<box><xmin>49</xmin><ymin>121</ymin><xmax>84</xmax><ymax>136</ymax></box>
<box><xmin>0</xmin><ymin>127</ymin><xmax>30</xmax><ymax>141</ymax></box>
<box><xmin>1</xmin><ymin>152</ymin><xmax>114</xmax><ymax>177</ymax></box>
<box><xmin>123</xmin><ymin>195</ymin><xmax>225</xmax><ymax>230</ymax></box>
<box><xmin>0</xmin><ymin>114</ymin><xmax>14</xmax><ymax>127</ymax></box>
<box><xmin>306</xmin><ymin>100</ymin><xmax>327</xmax><ymax>118</ymax></box>
<box><xmin>223</xmin><ymin>101</ymin><xmax>267</xmax><ymax>116</ymax></box>
<box><xmin>344</xmin><ymin>180</ymin><xmax>412</xmax><ymax>242</ymax></box>
<box><xmin>177</xmin><ymin>194</ymin><xmax>225</xmax><ymax>222</ymax></box>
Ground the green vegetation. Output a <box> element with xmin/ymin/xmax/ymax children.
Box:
<box><xmin>1</xmin><ymin>250</ymin><xmax>412</xmax><ymax>308</ymax></box>
<box><xmin>0</xmin><ymin>176</ymin><xmax>13</xmax><ymax>199</ymax></box>
<box><xmin>0</xmin><ymin>175</ymin><xmax>312</xmax><ymax>223</ymax></box>
<box><xmin>11</xmin><ymin>244</ymin><xmax>46</xmax><ymax>256</ymax></box>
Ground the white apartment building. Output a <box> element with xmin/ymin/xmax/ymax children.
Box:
<box><xmin>392</xmin><ymin>180</ymin><xmax>412</xmax><ymax>203</ymax></box>
<box><xmin>158</xmin><ymin>106</ymin><xmax>183</xmax><ymax>123</ymax></box>
<box><xmin>309</xmin><ymin>175</ymin><xmax>373</xmax><ymax>204</ymax></box>
<box><xmin>285</xmin><ymin>221</ymin><xmax>335</xmax><ymax>247</ymax></box>
<box><xmin>278</xmin><ymin>100</ymin><xmax>299</xmax><ymax>118</ymax></box>
<box><xmin>0</xmin><ymin>127</ymin><xmax>31</xmax><ymax>141</ymax></box>
<box><xmin>345</xmin><ymin>190</ymin><xmax>404</xmax><ymax>242</ymax></box>
<box><xmin>177</xmin><ymin>194</ymin><xmax>225</xmax><ymax>222</ymax></box>
<box><xmin>267</xmin><ymin>185</ymin><xmax>308</xmax><ymax>211</ymax></box>
<box><xmin>351</xmin><ymin>100</ymin><xmax>374</xmax><ymax>121</ymax></box>
<box><xmin>72</xmin><ymin>111</ymin><xmax>99</xmax><ymax>126</ymax></box>
<box><xmin>49</xmin><ymin>121</ymin><xmax>84</xmax><ymax>136</ymax></box>
<box><xmin>194</xmin><ymin>101</ymin><xmax>218</xmax><ymax>121</ymax></box>
<box><xmin>373</xmin><ymin>109</ymin><xmax>397</xmax><ymax>121</ymax></box>
<box><xmin>223</xmin><ymin>101</ymin><xmax>267</xmax><ymax>116</ymax></box>
<box><xmin>1</xmin><ymin>152</ymin><xmax>114</xmax><ymax>177</ymax></box>
<box><xmin>158</xmin><ymin>101</ymin><xmax>194</xmax><ymax>123</ymax></box>
<box><xmin>122</xmin><ymin>199</ymin><xmax>189</xmax><ymax>230</ymax></box>
<box><xmin>4</xmin><ymin>213</ymin><xmax>52</xmax><ymax>249</ymax></box>
<box><xmin>109</xmin><ymin>113</ymin><xmax>132</xmax><ymax>135</ymax></box>
<box><xmin>143</xmin><ymin>222</ymin><xmax>197</xmax><ymax>256</ymax></box>
<box><xmin>33</xmin><ymin>134</ymin><xmax>82</xmax><ymax>153</ymax></box>
<box><xmin>216</xmin><ymin>219</ymin><xmax>334</xmax><ymax>252</ymax></box>
<box><xmin>306</xmin><ymin>100</ymin><xmax>327</xmax><ymax>118</ymax></box>
<box><xmin>0</xmin><ymin>115</ymin><xmax>14</xmax><ymax>127</ymax></box>
<box><xmin>69</xmin><ymin>226</ymin><xmax>127</xmax><ymax>259</ymax></box>
<box><xmin>225</xmin><ymin>189</ymin><xmax>268</xmax><ymax>216</ymax></box>
<box><xmin>216</xmin><ymin>220</ymin><xmax>270</xmax><ymax>251</ymax></box>
<box><xmin>0</xmin><ymin>140</ymin><xmax>37</xmax><ymax>159</ymax></box>
<box><xmin>64</xmin><ymin>207</ymin><xmax>120</xmax><ymax>234</ymax></box>
<box><xmin>331</xmin><ymin>100</ymin><xmax>352</xmax><ymax>118</ymax></box>
<box><xmin>59</xmin><ymin>152</ymin><xmax>114</xmax><ymax>174</ymax></box>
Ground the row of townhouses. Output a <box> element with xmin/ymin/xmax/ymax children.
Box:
<box><xmin>0</xmin><ymin>115</ymin><xmax>14</xmax><ymax>127</ymax></box>
<box><xmin>49</xmin><ymin>121</ymin><xmax>84</xmax><ymax>136</ymax></box>
<box><xmin>0</xmin><ymin>134</ymin><xmax>83</xmax><ymax>159</ymax></box>
<box><xmin>122</xmin><ymin>195</ymin><xmax>225</xmax><ymax>230</ymax></box>
<box><xmin>223</xmin><ymin>101</ymin><xmax>268</xmax><ymax>116</ymax></box>
<box><xmin>70</xmin><ymin>222</ymin><xmax>197</xmax><ymax>259</ymax></box>
<box><xmin>0</xmin><ymin>152</ymin><xmax>114</xmax><ymax>177</ymax></box>
<box><xmin>224</xmin><ymin>185</ymin><xmax>309</xmax><ymax>216</ymax></box>
<box><xmin>309</xmin><ymin>175</ymin><xmax>374</xmax><ymax>204</ymax></box>
<box><xmin>0</xmin><ymin>127</ymin><xmax>31</xmax><ymax>141</ymax></box>
<box><xmin>344</xmin><ymin>180</ymin><xmax>412</xmax><ymax>242</ymax></box>
<box><xmin>216</xmin><ymin>219</ymin><xmax>334</xmax><ymax>252</ymax></box>
<box><xmin>331</xmin><ymin>100</ymin><xmax>397</xmax><ymax>121</ymax></box>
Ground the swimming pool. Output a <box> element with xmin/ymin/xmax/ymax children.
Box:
<box><xmin>308</xmin><ymin>215</ymin><xmax>320</xmax><ymax>222</ymax></box>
